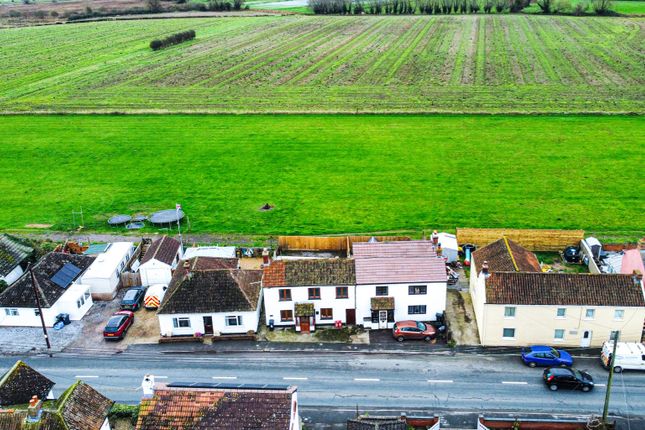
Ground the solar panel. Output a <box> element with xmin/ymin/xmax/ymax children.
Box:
<box><xmin>51</xmin><ymin>263</ymin><xmax>82</xmax><ymax>289</ymax></box>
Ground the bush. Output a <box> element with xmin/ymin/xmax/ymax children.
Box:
<box><xmin>573</xmin><ymin>0</ymin><xmax>588</xmax><ymax>14</ymax></box>
<box><xmin>554</xmin><ymin>0</ymin><xmax>570</xmax><ymax>12</ymax></box>
<box><xmin>150</xmin><ymin>30</ymin><xmax>196</xmax><ymax>51</ymax></box>
<box><xmin>108</xmin><ymin>403</ymin><xmax>139</xmax><ymax>426</ymax></box>
<box><xmin>592</xmin><ymin>0</ymin><xmax>612</xmax><ymax>14</ymax></box>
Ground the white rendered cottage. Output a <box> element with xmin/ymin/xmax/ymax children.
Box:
<box><xmin>81</xmin><ymin>242</ymin><xmax>134</xmax><ymax>300</ymax></box>
<box><xmin>139</xmin><ymin>236</ymin><xmax>183</xmax><ymax>287</ymax></box>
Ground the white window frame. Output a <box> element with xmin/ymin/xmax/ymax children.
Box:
<box><xmin>554</xmin><ymin>329</ymin><xmax>565</xmax><ymax>341</ymax></box>
<box><xmin>614</xmin><ymin>309</ymin><xmax>625</xmax><ymax>320</ymax></box>
<box><xmin>84</xmin><ymin>290</ymin><xmax>91</xmax><ymax>300</ymax></box>
<box><xmin>225</xmin><ymin>315</ymin><xmax>242</xmax><ymax>326</ymax></box>
<box><xmin>584</xmin><ymin>308</ymin><xmax>595</xmax><ymax>320</ymax></box>
<box><xmin>556</xmin><ymin>308</ymin><xmax>566</xmax><ymax>318</ymax></box>
<box><xmin>502</xmin><ymin>328</ymin><xmax>516</xmax><ymax>340</ymax></box>
<box><xmin>173</xmin><ymin>317</ymin><xmax>191</xmax><ymax>328</ymax></box>
<box><xmin>4</xmin><ymin>308</ymin><xmax>19</xmax><ymax>316</ymax></box>
<box><xmin>408</xmin><ymin>305</ymin><xmax>427</xmax><ymax>315</ymax></box>
<box><xmin>504</xmin><ymin>306</ymin><xmax>516</xmax><ymax>319</ymax></box>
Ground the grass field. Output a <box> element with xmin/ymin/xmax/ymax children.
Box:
<box><xmin>0</xmin><ymin>115</ymin><xmax>643</xmax><ymax>236</ymax></box>
<box><xmin>0</xmin><ymin>15</ymin><xmax>643</xmax><ymax>114</ymax></box>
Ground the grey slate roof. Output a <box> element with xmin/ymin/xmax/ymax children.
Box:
<box><xmin>141</xmin><ymin>236</ymin><xmax>181</xmax><ymax>266</ymax></box>
<box><xmin>0</xmin><ymin>235</ymin><xmax>32</xmax><ymax>279</ymax></box>
<box><xmin>0</xmin><ymin>252</ymin><xmax>94</xmax><ymax>308</ymax></box>
<box><xmin>263</xmin><ymin>259</ymin><xmax>356</xmax><ymax>288</ymax></box>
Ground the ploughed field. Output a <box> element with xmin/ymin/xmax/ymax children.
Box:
<box><xmin>0</xmin><ymin>115</ymin><xmax>643</xmax><ymax>235</ymax></box>
<box><xmin>0</xmin><ymin>15</ymin><xmax>643</xmax><ymax>113</ymax></box>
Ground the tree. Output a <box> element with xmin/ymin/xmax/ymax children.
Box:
<box><xmin>147</xmin><ymin>0</ymin><xmax>162</xmax><ymax>12</ymax></box>
<box><xmin>536</xmin><ymin>0</ymin><xmax>553</xmax><ymax>12</ymax></box>
<box><xmin>592</xmin><ymin>0</ymin><xmax>612</xmax><ymax>14</ymax></box>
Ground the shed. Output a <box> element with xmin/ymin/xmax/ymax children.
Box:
<box><xmin>437</xmin><ymin>232</ymin><xmax>458</xmax><ymax>263</ymax></box>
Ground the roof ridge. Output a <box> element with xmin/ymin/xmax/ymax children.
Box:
<box><xmin>503</xmin><ymin>237</ymin><xmax>519</xmax><ymax>272</ymax></box>
<box><xmin>0</xmin><ymin>360</ymin><xmax>22</xmax><ymax>388</ymax></box>
<box><xmin>151</xmin><ymin>236</ymin><xmax>167</xmax><ymax>262</ymax></box>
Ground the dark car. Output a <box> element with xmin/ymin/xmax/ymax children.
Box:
<box><xmin>103</xmin><ymin>310</ymin><xmax>134</xmax><ymax>340</ymax></box>
<box><xmin>392</xmin><ymin>320</ymin><xmax>436</xmax><ymax>342</ymax></box>
<box><xmin>522</xmin><ymin>345</ymin><xmax>573</xmax><ymax>368</ymax></box>
<box><xmin>543</xmin><ymin>367</ymin><xmax>594</xmax><ymax>392</ymax></box>
<box><xmin>120</xmin><ymin>286</ymin><xmax>146</xmax><ymax>311</ymax></box>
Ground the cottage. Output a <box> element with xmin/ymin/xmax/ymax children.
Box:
<box><xmin>138</xmin><ymin>236</ymin><xmax>183</xmax><ymax>286</ymax></box>
<box><xmin>354</xmin><ymin>241</ymin><xmax>447</xmax><ymax>330</ymax></box>
<box><xmin>470</xmin><ymin>239</ymin><xmax>645</xmax><ymax>347</ymax></box>
<box><xmin>0</xmin><ymin>252</ymin><xmax>95</xmax><ymax>327</ymax></box>
<box><xmin>262</xmin><ymin>259</ymin><xmax>356</xmax><ymax>332</ymax></box>
<box><xmin>81</xmin><ymin>242</ymin><xmax>134</xmax><ymax>300</ymax></box>
<box><xmin>157</xmin><ymin>257</ymin><xmax>261</xmax><ymax>336</ymax></box>
<box><xmin>136</xmin><ymin>379</ymin><xmax>298</xmax><ymax>430</ymax></box>
<box><xmin>0</xmin><ymin>234</ymin><xmax>33</xmax><ymax>286</ymax></box>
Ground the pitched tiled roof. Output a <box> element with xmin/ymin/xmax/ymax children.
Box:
<box><xmin>57</xmin><ymin>381</ymin><xmax>113</xmax><ymax>430</ymax></box>
<box><xmin>371</xmin><ymin>297</ymin><xmax>395</xmax><ymax>310</ymax></box>
<box><xmin>136</xmin><ymin>385</ymin><xmax>295</xmax><ymax>430</ymax></box>
<box><xmin>0</xmin><ymin>235</ymin><xmax>32</xmax><ymax>279</ymax></box>
<box><xmin>141</xmin><ymin>236</ymin><xmax>181</xmax><ymax>266</ymax></box>
<box><xmin>158</xmin><ymin>258</ymin><xmax>261</xmax><ymax>314</ymax></box>
<box><xmin>0</xmin><ymin>410</ymin><xmax>65</xmax><ymax>430</ymax></box>
<box><xmin>353</xmin><ymin>241</ymin><xmax>436</xmax><ymax>259</ymax></box>
<box><xmin>472</xmin><ymin>238</ymin><xmax>541</xmax><ymax>273</ymax></box>
<box><xmin>0</xmin><ymin>253</ymin><xmax>94</xmax><ymax>308</ymax></box>
<box><xmin>486</xmin><ymin>272</ymin><xmax>645</xmax><ymax>306</ymax></box>
<box><xmin>263</xmin><ymin>259</ymin><xmax>355</xmax><ymax>288</ymax></box>
<box><xmin>0</xmin><ymin>361</ymin><xmax>54</xmax><ymax>407</ymax></box>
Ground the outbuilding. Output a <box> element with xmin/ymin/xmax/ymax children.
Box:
<box><xmin>138</xmin><ymin>236</ymin><xmax>183</xmax><ymax>286</ymax></box>
<box><xmin>81</xmin><ymin>242</ymin><xmax>134</xmax><ymax>300</ymax></box>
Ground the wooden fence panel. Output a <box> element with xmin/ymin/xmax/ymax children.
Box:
<box><xmin>278</xmin><ymin>235</ymin><xmax>411</xmax><ymax>252</ymax></box>
<box><xmin>456</xmin><ymin>228</ymin><xmax>584</xmax><ymax>252</ymax></box>
<box><xmin>120</xmin><ymin>272</ymin><xmax>141</xmax><ymax>288</ymax></box>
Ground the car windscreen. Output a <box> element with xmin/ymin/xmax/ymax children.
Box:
<box><xmin>551</xmin><ymin>348</ymin><xmax>561</xmax><ymax>358</ymax></box>
<box><xmin>123</xmin><ymin>290</ymin><xmax>138</xmax><ymax>301</ymax></box>
<box><xmin>417</xmin><ymin>322</ymin><xmax>426</xmax><ymax>330</ymax></box>
<box><xmin>105</xmin><ymin>316</ymin><xmax>125</xmax><ymax>330</ymax></box>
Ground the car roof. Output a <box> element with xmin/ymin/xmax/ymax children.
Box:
<box><xmin>396</xmin><ymin>320</ymin><xmax>420</xmax><ymax>327</ymax></box>
<box><xmin>530</xmin><ymin>345</ymin><xmax>554</xmax><ymax>352</ymax></box>
<box><xmin>549</xmin><ymin>367</ymin><xmax>573</xmax><ymax>375</ymax></box>
<box><xmin>114</xmin><ymin>310</ymin><xmax>133</xmax><ymax>316</ymax></box>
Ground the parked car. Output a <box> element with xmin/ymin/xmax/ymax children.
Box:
<box><xmin>543</xmin><ymin>367</ymin><xmax>594</xmax><ymax>392</ymax></box>
<box><xmin>392</xmin><ymin>320</ymin><xmax>436</xmax><ymax>342</ymax></box>
<box><xmin>143</xmin><ymin>284</ymin><xmax>168</xmax><ymax>310</ymax></box>
<box><xmin>120</xmin><ymin>286</ymin><xmax>146</xmax><ymax>311</ymax></box>
<box><xmin>601</xmin><ymin>341</ymin><xmax>645</xmax><ymax>373</ymax></box>
<box><xmin>103</xmin><ymin>310</ymin><xmax>134</xmax><ymax>340</ymax></box>
<box><xmin>521</xmin><ymin>345</ymin><xmax>573</xmax><ymax>368</ymax></box>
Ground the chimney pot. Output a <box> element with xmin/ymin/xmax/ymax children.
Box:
<box><xmin>142</xmin><ymin>374</ymin><xmax>155</xmax><ymax>399</ymax></box>
<box><xmin>262</xmin><ymin>248</ymin><xmax>270</xmax><ymax>265</ymax></box>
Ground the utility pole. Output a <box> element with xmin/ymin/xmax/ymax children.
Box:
<box><xmin>602</xmin><ymin>330</ymin><xmax>619</xmax><ymax>425</ymax></box>
<box><xmin>176</xmin><ymin>203</ymin><xmax>184</xmax><ymax>251</ymax></box>
<box><xmin>30</xmin><ymin>267</ymin><xmax>52</xmax><ymax>357</ymax></box>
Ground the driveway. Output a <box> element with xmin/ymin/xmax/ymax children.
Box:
<box><xmin>445</xmin><ymin>290</ymin><xmax>480</xmax><ymax>345</ymax></box>
<box><xmin>369</xmin><ymin>328</ymin><xmax>446</xmax><ymax>346</ymax></box>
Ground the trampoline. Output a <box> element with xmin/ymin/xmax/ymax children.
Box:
<box><xmin>126</xmin><ymin>222</ymin><xmax>145</xmax><ymax>230</ymax></box>
<box><xmin>132</xmin><ymin>214</ymin><xmax>148</xmax><ymax>222</ymax></box>
<box><xmin>150</xmin><ymin>209</ymin><xmax>185</xmax><ymax>225</ymax></box>
<box><xmin>108</xmin><ymin>214</ymin><xmax>132</xmax><ymax>225</ymax></box>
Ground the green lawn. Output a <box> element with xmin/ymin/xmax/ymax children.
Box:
<box><xmin>0</xmin><ymin>115</ymin><xmax>642</xmax><ymax>236</ymax></box>
<box><xmin>0</xmin><ymin>15</ymin><xmax>643</xmax><ymax>114</ymax></box>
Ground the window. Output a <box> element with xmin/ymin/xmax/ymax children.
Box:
<box><xmin>77</xmin><ymin>296</ymin><xmax>85</xmax><ymax>308</ymax></box>
<box><xmin>585</xmin><ymin>309</ymin><xmax>595</xmax><ymax>319</ymax></box>
<box><xmin>336</xmin><ymin>286</ymin><xmax>348</xmax><ymax>299</ymax></box>
<box><xmin>172</xmin><ymin>317</ymin><xmax>191</xmax><ymax>328</ymax></box>
<box><xmin>502</xmin><ymin>328</ymin><xmax>515</xmax><ymax>339</ymax></box>
<box><xmin>279</xmin><ymin>289</ymin><xmax>292</xmax><ymax>302</ymax></box>
<box><xmin>614</xmin><ymin>309</ymin><xmax>625</xmax><ymax>320</ymax></box>
<box><xmin>504</xmin><ymin>306</ymin><xmax>516</xmax><ymax>318</ymax></box>
<box><xmin>554</xmin><ymin>329</ymin><xmax>565</xmax><ymax>340</ymax></box>
<box><xmin>308</xmin><ymin>288</ymin><xmax>321</xmax><ymax>300</ymax></box>
<box><xmin>556</xmin><ymin>308</ymin><xmax>566</xmax><ymax>318</ymax></box>
<box><xmin>320</xmin><ymin>308</ymin><xmax>333</xmax><ymax>320</ymax></box>
<box><xmin>280</xmin><ymin>310</ymin><xmax>293</xmax><ymax>322</ymax></box>
<box><xmin>375</xmin><ymin>286</ymin><xmax>388</xmax><ymax>296</ymax></box>
<box><xmin>408</xmin><ymin>285</ymin><xmax>427</xmax><ymax>295</ymax></box>
<box><xmin>610</xmin><ymin>330</ymin><xmax>620</xmax><ymax>341</ymax></box>
<box><xmin>408</xmin><ymin>305</ymin><xmax>427</xmax><ymax>315</ymax></box>
<box><xmin>4</xmin><ymin>309</ymin><xmax>18</xmax><ymax>316</ymax></box>
<box><xmin>225</xmin><ymin>315</ymin><xmax>242</xmax><ymax>326</ymax></box>
<box><xmin>84</xmin><ymin>290</ymin><xmax>90</xmax><ymax>300</ymax></box>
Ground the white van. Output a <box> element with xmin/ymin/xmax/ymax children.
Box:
<box><xmin>143</xmin><ymin>284</ymin><xmax>168</xmax><ymax>310</ymax></box>
<box><xmin>601</xmin><ymin>341</ymin><xmax>645</xmax><ymax>372</ymax></box>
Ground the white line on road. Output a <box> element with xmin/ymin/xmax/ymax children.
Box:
<box><xmin>596</xmin><ymin>384</ymin><xmax>606</xmax><ymax>387</ymax></box>
<box><xmin>354</xmin><ymin>378</ymin><xmax>380</xmax><ymax>382</ymax></box>
<box><xmin>427</xmin><ymin>379</ymin><xmax>453</xmax><ymax>383</ymax></box>
<box><xmin>283</xmin><ymin>377</ymin><xmax>308</xmax><ymax>381</ymax></box>
<box><xmin>75</xmin><ymin>375</ymin><xmax>99</xmax><ymax>378</ymax></box>
<box><xmin>501</xmin><ymin>381</ymin><xmax>528</xmax><ymax>385</ymax></box>
<box><xmin>212</xmin><ymin>376</ymin><xmax>238</xmax><ymax>380</ymax></box>
<box><xmin>154</xmin><ymin>376</ymin><xmax>168</xmax><ymax>379</ymax></box>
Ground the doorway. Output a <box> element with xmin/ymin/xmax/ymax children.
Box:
<box><xmin>580</xmin><ymin>330</ymin><xmax>592</xmax><ymax>347</ymax></box>
<box><xmin>203</xmin><ymin>316</ymin><xmax>213</xmax><ymax>335</ymax></box>
<box><xmin>300</xmin><ymin>317</ymin><xmax>311</xmax><ymax>333</ymax></box>
<box><xmin>346</xmin><ymin>309</ymin><xmax>356</xmax><ymax>325</ymax></box>
<box><xmin>378</xmin><ymin>310</ymin><xmax>388</xmax><ymax>329</ymax></box>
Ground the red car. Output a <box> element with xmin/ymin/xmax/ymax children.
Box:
<box><xmin>392</xmin><ymin>320</ymin><xmax>436</xmax><ymax>342</ymax></box>
<box><xmin>103</xmin><ymin>310</ymin><xmax>134</xmax><ymax>340</ymax></box>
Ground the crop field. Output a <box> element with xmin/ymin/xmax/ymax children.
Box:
<box><xmin>0</xmin><ymin>115</ymin><xmax>643</xmax><ymax>236</ymax></box>
<box><xmin>0</xmin><ymin>15</ymin><xmax>643</xmax><ymax>114</ymax></box>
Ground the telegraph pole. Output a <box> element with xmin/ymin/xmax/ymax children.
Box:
<box><xmin>30</xmin><ymin>266</ymin><xmax>52</xmax><ymax>357</ymax></box>
<box><xmin>602</xmin><ymin>330</ymin><xmax>620</xmax><ymax>425</ymax></box>
<box><xmin>176</xmin><ymin>203</ymin><xmax>184</xmax><ymax>250</ymax></box>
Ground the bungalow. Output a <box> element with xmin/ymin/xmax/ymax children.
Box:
<box><xmin>138</xmin><ymin>236</ymin><xmax>183</xmax><ymax>286</ymax></box>
<box><xmin>81</xmin><ymin>242</ymin><xmax>134</xmax><ymax>300</ymax></box>
<box><xmin>262</xmin><ymin>259</ymin><xmax>356</xmax><ymax>332</ymax></box>
<box><xmin>0</xmin><ymin>252</ymin><xmax>95</xmax><ymax>327</ymax></box>
<box><xmin>0</xmin><ymin>234</ymin><xmax>33</xmax><ymax>286</ymax></box>
<box><xmin>354</xmin><ymin>241</ymin><xmax>447</xmax><ymax>330</ymax></box>
<box><xmin>157</xmin><ymin>257</ymin><xmax>261</xmax><ymax>336</ymax></box>
<box><xmin>470</xmin><ymin>239</ymin><xmax>645</xmax><ymax>347</ymax></box>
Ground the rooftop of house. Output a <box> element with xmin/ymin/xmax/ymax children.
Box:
<box><xmin>158</xmin><ymin>257</ymin><xmax>260</xmax><ymax>315</ymax></box>
<box><xmin>472</xmin><ymin>238</ymin><xmax>542</xmax><ymax>273</ymax></box>
<box><xmin>82</xmin><ymin>242</ymin><xmax>133</xmax><ymax>279</ymax></box>
<box><xmin>352</xmin><ymin>240</ymin><xmax>437</xmax><ymax>259</ymax></box>
<box><xmin>140</xmin><ymin>236</ymin><xmax>181</xmax><ymax>266</ymax></box>
<box><xmin>136</xmin><ymin>383</ymin><xmax>295</xmax><ymax>430</ymax></box>
<box><xmin>0</xmin><ymin>252</ymin><xmax>95</xmax><ymax>309</ymax></box>
<box><xmin>0</xmin><ymin>234</ymin><xmax>32</xmax><ymax>279</ymax></box>
<box><xmin>0</xmin><ymin>361</ymin><xmax>54</xmax><ymax>407</ymax></box>
<box><xmin>263</xmin><ymin>259</ymin><xmax>356</xmax><ymax>288</ymax></box>
<box><xmin>485</xmin><ymin>272</ymin><xmax>645</xmax><ymax>307</ymax></box>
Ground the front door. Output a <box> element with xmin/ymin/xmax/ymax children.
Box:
<box><xmin>203</xmin><ymin>316</ymin><xmax>213</xmax><ymax>335</ymax></box>
<box><xmin>346</xmin><ymin>309</ymin><xmax>356</xmax><ymax>325</ymax></box>
<box><xmin>300</xmin><ymin>317</ymin><xmax>310</xmax><ymax>333</ymax></box>
<box><xmin>378</xmin><ymin>310</ymin><xmax>388</xmax><ymax>329</ymax></box>
<box><xmin>580</xmin><ymin>330</ymin><xmax>592</xmax><ymax>347</ymax></box>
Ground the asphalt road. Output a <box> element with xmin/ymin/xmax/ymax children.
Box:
<box><xmin>1</xmin><ymin>351</ymin><xmax>644</xmax><ymax>428</ymax></box>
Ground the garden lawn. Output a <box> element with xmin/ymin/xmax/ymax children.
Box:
<box><xmin>0</xmin><ymin>115</ymin><xmax>643</xmax><ymax>236</ymax></box>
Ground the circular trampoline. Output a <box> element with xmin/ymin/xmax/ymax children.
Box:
<box><xmin>150</xmin><ymin>209</ymin><xmax>185</xmax><ymax>225</ymax></box>
<box><xmin>108</xmin><ymin>214</ymin><xmax>132</xmax><ymax>225</ymax></box>
<box><xmin>126</xmin><ymin>222</ymin><xmax>145</xmax><ymax>230</ymax></box>
<box><xmin>132</xmin><ymin>214</ymin><xmax>148</xmax><ymax>222</ymax></box>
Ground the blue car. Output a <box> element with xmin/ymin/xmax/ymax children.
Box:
<box><xmin>521</xmin><ymin>345</ymin><xmax>573</xmax><ymax>368</ymax></box>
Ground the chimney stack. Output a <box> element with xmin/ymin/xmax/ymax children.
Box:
<box><xmin>142</xmin><ymin>374</ymin><xmax>155</xmax><ymax>399</ymax></box>
<box><xmin>26</xmin><ymin>395</ymin><xmax>42</xmax><ymax>422</ymax></box>
<box><xmin>632</xmin><ymin>270</ymin><xmax>643</xmax><ymax>286</ymax></box>
<box><xmin>481</xmin><ymin>261</ymin><xmax>490</xmax><ymax>278</ymax></box>
<box><xmin>436</xmin><ymin>243</ymin><xmax>443</xmax><ymax>258</ymax></box>
<box><xmin>431</xmin><ymin>230</ymin><xmax>439</xmax><ymax>246</ymax></box>
<box><xmin>262</xmin><ymin>248</ymin><xmax>270</xmax><ymax>266</ymax></box>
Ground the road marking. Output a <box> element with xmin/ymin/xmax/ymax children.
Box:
<box><xmin>501</xmin><ymin>381</ymin><xmax>528</xmax><ymax>385</ymax></box>
<box><xmin>212</xmin><ymin>376</ymin><xmax>237</xmax><ymax>380</ymax></box>
<box><xmin>154</xmin><ymin>376</ymin><xmax>168</xmax><ymax>379</ymax></box>
<box><xmin>74</xmin><ymin>375</ymin><xmax>98</xmax><ymax>378</ymax></box>
<box><xmin>354</xmin><ymin>378</ymin><xmax>380</xmax><ymax>382</ymax></box>
<box><xmin>283</xmin><ymin>377</ymin><xmax>308</xmax><ymax>381</ymax></box>
<box><xmin>427</xmin><ymin>379</ymin><xmax>453</xmax><ymax>383</ymax></box>
<box><xmin>596</xmin><ymin>384</ymin><xmax>606</xmax><ymax>387</ymax></box>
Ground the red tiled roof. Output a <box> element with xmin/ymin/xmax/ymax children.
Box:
<box><xmin>262</xmin><ymin>260</ymin><xmax>286</xmax><ymax>287</ymax></box>
<box><xmin>141</xmin><ymin>236</ymin><xmax>181</xmax><ymax>266</ymax></box>
<box><xmin>472</xmin><ymin>238</ymin><xmax>541</xmax><ymax>273</ymax></box>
